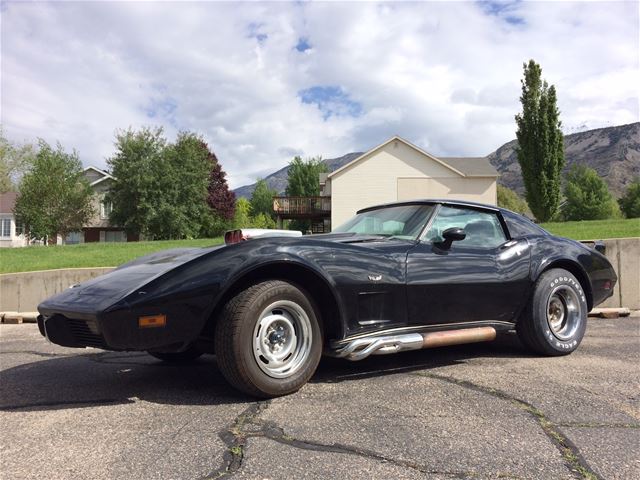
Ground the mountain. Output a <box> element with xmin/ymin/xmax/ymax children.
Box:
<box><xmin>487</xmin><ymin>122</ymin><xmax>640</xmax><ymax>197</ymax></box>
<box><xmin>234</xmin><ymin>122</ymin><xmax>640</xmax><ymax>199</ymax></box>
<box><xmin>233</xmin><ymin>152</ymin><xmax>363</xmax><ymax>198</ymax></box>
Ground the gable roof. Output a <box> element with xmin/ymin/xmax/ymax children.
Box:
<box><xmin>83</xmin><ymin>166</ymin><xmax>115</xmax><ymax>186</ymax></box>
<box><xmin>327</xmin><ymin>135</ymin><xmax>497</xmax><ymax>179</ymax></box>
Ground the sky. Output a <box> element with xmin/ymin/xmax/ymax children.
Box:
<box><xmin>1</xmin><ymin>1</ymin><xmax>639</xmax><ymax>189</ymax></box>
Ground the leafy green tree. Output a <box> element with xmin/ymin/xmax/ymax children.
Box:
<box><xmin>14</xmin><ymin>140</ymin><xmax>93</xmax><ymax>243</ymax></box>
<box><xmin>233</xmin><ymin>197</ymin><xmax>252</xmax><ymax>228</ymax></box>
<box><xmin>563</xmin><ymin>165</ymin><xmax>618</xmax><ymax>220</ymax></box>
<box><xmin>0</xmin><ymin>127</ymin><xmax>35</xmax><ymax>193</ymax></box>
<box><xmin>231</xmin><ymin>197</ymin><xmax>276</xmax><ymax>229</ymax></box>
<box><xmin>152</xmin><ymin>132</ymin><xmax>213</xmax><ymax>238</ymax></box>
<box><xmin>618</xmin><ymin>178</ymin><xmax>640</xmax><ymax>218</ymax></box>
<box><xmin>515</xmin><ymin>60</ymin><xmax>565</xmax><ymax>222</ymax></box>
<box><xmin>108</xmin><ymin>127</ymin><xmax>213</xmax><ymax>240</ymax></box>
<box><xmin>285</xmin><ymin>156</ymin><xmax>327</xmax><ymax>231</ymax></box>
<box><xmin>285</xmin><ymin>156</ymin><xmax>327</xmax><ymax>196</ymax></box>
<box><xmin>250</xmin><ymin>178</ymin><xmax>277</xmax><ymax>219</ymax></box>
<box><xmin>251</xmin><ymin>212</ymin><xmax>276</xmax><ymax>229</ymax></box>
<box><xmin>497</xmin><ymin>185</ymin><xmax>530</xmax><ymax>215</ymax></box>
<box><xmin>107</xmin><ymin>127</ymin><xmax>166</xmax><ymax>238</ymax></box>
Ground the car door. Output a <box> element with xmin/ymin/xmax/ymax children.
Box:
<box><xmin>406</xmin><ymin>204</ymin><xmax>531</xmax><ymax>326</ymax></box>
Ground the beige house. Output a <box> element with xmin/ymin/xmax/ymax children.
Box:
<box><xmin>322</xmin><ymin>136</ymin><xmax>498</xmax><ymax>228</ymax></box>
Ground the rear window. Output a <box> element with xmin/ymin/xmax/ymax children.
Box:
<box><xmin>502</xmin><ymin>211</ymin><xmax>548</xmax><ymax>238</ymax></box>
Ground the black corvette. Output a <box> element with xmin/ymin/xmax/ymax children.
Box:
<box><xmin>38</xmin><ymin>199</ymin><xmax>617</xmax><ymax>397</ymax></box>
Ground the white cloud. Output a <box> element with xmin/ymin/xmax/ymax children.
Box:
<box><xmin>1</xmin><ymin>0</ymin><xmax>638</xmax><ymax>188</ymax></box>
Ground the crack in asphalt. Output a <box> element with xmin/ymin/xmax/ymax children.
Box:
<box><xmin>557</xmin><ymin>422</ymin><xmax>640</xmax><ymax>429</ymax></box>
<box><xmin>202</xmin><ymin>400</ymin><xmax>523</xmax><ymax>480</ymax></box>
<box><xmin>202</xmin><ymin>401</ymin><xmax>270</xmax><ymax>479</ymax></box>
<box><xmin>415</xmin><ymin>372</ymin><xmax>602</xmax><ymax>480</ymax></box>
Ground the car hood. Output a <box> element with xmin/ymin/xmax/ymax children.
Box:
<box><xmin>38</xmin><ymin>246</ymin><xmax>221</xmax><ymax>317</ymax></box>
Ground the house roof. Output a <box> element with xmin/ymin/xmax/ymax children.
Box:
<box><xmin>84</xmin><ymin>166</ymin><xmax>115</xmax><ymax>186</ymax></box>
<box><xmin>327</xmin><ymin>135</ymin><xmax>498</xmax><ymax>179</ymax></box>
<box><xmin>439</xmin><ymin>157</ymin><xmax>498</xmax><ymax>177</ymax></box>
<box><xmin>0</xmin><ymin>192</ymin><xmax>18</xmax><ymax>214</ymax></box>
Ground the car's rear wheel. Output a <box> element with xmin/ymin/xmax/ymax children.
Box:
<box><xmin>214</xmin><ymin>280</ymin><xmax>322</xmax><ymax>397</ymax></box>
<box><xmin>517</xmin><ymin>268</ymin><xmax>588</xmax><ymax>356</ymax></box>
<box><xmin>148</xmin><ymin>344</ymin><xmax>204</xmax><ymax>363</ymax></box>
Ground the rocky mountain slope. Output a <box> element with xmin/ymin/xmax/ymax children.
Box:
<box><xmin>233</xmin><ymin>152</ymin><xmax>362</xmax><ymax>198</ymax></box>
<box><xmin>487</xmin><ymin>122</ymin><xmax>639</xmax><ymax>197</ymax></box>
<box><xmin>234</xmin><ymin>122</ymin><xmax>639</xmax><ymax>199</ymax></box>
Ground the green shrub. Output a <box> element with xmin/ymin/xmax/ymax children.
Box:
<box><xmin>618</xmin><ymin>178</ymin><xmax>640</xmax><ymax>218</ymax></box>
<box><xmin>497</xmin><ymin>185</ymin><xmax>531</xmax><ymax>215</ymax></box>
<box><xmin>563</xmin><ymin>165</ymin><xmax>617</xmax><ymax>221</ymax></box>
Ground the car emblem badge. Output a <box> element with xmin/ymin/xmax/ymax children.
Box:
<box><xmin>368</xmin><ymin>274</ymin><xmax>382</xmax><ymax>282</ymax></box>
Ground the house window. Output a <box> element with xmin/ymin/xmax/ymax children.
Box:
<box><xmin>100</xmin><ymin>200</ymin><xmax>113</xmax><ymax>219</ymax></box>
<box><xmin>1</xmin><ymin>218</ymin><xmax>11</xmax><ymax>238</ymax></box>
<box><xmin>15</xmin><ymin>221</ymin><xmax>24</xmax><ymax>236</ymax></box>
<box><xmin>103</xmin><ymin>230</ymin><xmax>126</xmax><ymax>242</ymax></box>
<box><xmin>65</xmin><ymin>231</ymin><xmax>83</xmax><ymax>244</ymax></box>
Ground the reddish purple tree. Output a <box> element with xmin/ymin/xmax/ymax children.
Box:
<box><xmin>201</xmin><ymin>142</ymin><xmax>235</xmax><ymax>220</ymax></box>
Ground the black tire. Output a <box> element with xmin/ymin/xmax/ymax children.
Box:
<box><xmin>214</xmin><ymin>280</ymin><xmax>323</xmax><ymax>398</ymax></box>
<box><xmin>148</xmin><ymin>345</ymin><xmax>204</xmax><ymax>363</ymax></box>
<box><xmin>517</xmin><ymin>268</ymin><xmax>588</xmax><ymax>356</ymax></box>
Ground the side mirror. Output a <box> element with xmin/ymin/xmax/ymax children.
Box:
<box><xmin>438</xmin><ymin>227</ymin><xmax>466</xmax><ymax>250</ymax></box>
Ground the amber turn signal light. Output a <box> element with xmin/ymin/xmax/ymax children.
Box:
<box><xmin>138</xmin><ymin>314</ymin><xmax>166</xmax><ymax>328</ymax></box>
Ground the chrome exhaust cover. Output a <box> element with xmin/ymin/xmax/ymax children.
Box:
<box><xmin>333</xmin><ymin>333</ymin><xmax>424</xmax><ymax>361</ymax></box>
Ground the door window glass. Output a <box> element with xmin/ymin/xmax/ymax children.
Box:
<box><xmin>424</xmin><ymin>206</ymin><xmax>506</xmax><ymax>248</ymax></box>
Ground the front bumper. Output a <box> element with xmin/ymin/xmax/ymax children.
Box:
<box><xmin>38</xmin><ymin>314</ymin><xmax>106</xmax><ymax>349</ymax></box>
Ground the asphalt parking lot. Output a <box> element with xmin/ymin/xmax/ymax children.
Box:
<box><xmin>1</xmin><ymin>316</ymin><xmax>638</xmax><ymax>480</ymax></box>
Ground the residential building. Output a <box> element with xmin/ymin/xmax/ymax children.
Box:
<box><xmin>69</xmin><ymin>166</ymin><xmax>138</xmax><ymax>243</ymax></box>
<box><xmin>0</xmin><ymin>192</ymin><xmax>28</xmax><ymax>248</ymax></box>
<box><xmin>274</xmin><ymin>135</ymin><xmax>499</xmax><ymax>232</ymax></box>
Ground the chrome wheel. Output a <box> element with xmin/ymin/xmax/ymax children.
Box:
<box><xmin>252</xmin><ymin>300</ymin><xmax>313</xmax><ymax>379</ymax></box>
<box><xmin>546</xmin><ymin>285</ymin><xmax>581</xmax><ymax>341</ymax></box>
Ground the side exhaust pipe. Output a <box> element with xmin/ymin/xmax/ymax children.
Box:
<box><xmin>334</xmin><ymin>326</ymin><xmax>497</xmax><ymax>361</ymax></box>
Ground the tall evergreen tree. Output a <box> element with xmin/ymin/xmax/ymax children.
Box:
<box><xmin>515</xmin><ymin>60</ymin><xmax>565</xmax><ymax>222</ymax></box>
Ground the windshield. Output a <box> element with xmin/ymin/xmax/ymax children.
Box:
<box><xmin>332</xmin><ymin>204</ymin><xmax>435</xmax><ymax>240</ymax></box>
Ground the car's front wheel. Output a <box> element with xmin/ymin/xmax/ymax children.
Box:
<box><xmin>214</xmin><ymin>280</ymin><xmax>322</xmax><ymax>397</ymax></box>
<box><xmin>517</xmin><ymin>268</ymin><xmax>588</xmax><ymax>356</ymax></box>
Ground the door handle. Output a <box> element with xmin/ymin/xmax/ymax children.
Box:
<box><xmin>500</xmin><ymin>240</ymin><xmax>518</xmax><ymax>249</ymax></box>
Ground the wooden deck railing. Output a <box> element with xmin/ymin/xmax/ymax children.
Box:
<box><xmin>273</xmin><ymin>196</ymin><xmax>331</xmax><ymax>216</ymax></box>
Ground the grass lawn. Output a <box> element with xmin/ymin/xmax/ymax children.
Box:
<box><xmin>0</xmin><ymin>237</ymin><xmax>223</xmax><ymax>274</ymax></box>
<box><xmin>540</xmin><ymin>218</ymin><xmax>640</xmax><ymax>241</ymax></box>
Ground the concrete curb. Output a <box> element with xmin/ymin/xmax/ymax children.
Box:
<box><xmin>588</xmin><ymin>307</ymin><xmax>631</xmax><ymax>318</ymax></box>
<box><xmin>0</xmin><ymin>311</ymin><xmax>39</xmax><ymax>323</ymax></box>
